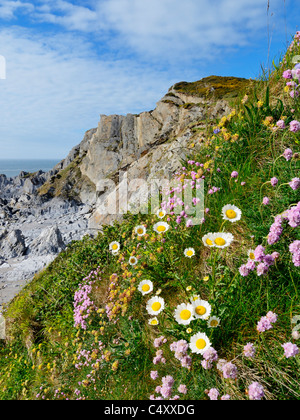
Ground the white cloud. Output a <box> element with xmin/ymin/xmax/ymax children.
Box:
<box><xmin>0</xmin><ymin>27</ymin><xmax>178</xmax><ymax>159</ymax></box>
<box><xmin>31</xmin><ymin>0</ymin><xmax>284</xmax><ymax>61</ymax></box>
<box><xmin>0</xmin><ymin>0</ymin><xmax>33</xmax><ymax>19</ymax></box>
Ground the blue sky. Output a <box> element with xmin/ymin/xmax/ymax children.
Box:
<box><xmin>0</xmin><ymin>0</ymin><xmax>299</xmax><ymax>159</ymax></box>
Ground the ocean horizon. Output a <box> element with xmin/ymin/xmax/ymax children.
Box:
<box><xmin>0</xmin><ymin>159</ymin><xmax>61</xmax><ymax>178</ymax></box>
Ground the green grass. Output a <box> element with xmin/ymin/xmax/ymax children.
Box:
<box><xmin>0</xmin><ymin>37</ymin><xmax>299</xmax><ymax>401</ymax></box>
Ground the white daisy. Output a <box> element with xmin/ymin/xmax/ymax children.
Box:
<box><xmin>189</xmin><ymin>332</ymin><xmax>211</xmax><ymax>355</ymax></box>
<box><xmin>148</xmin><ymin>317</ymin><xmax>159</xmax><ymax>326</ymax></box>
<box><xmin>184</xmin><ymin>248</ymin><xmax>195</xmax><ymax>258</ymax></box>
<box><xmin>129</xmin><ymin>256</ymin><xmax>138</xmax><ymax>266</ymax></box>
<box><xmin>109</xmin><ymin>241</ymin><xmax>120</xmax><ymax>253</ymax></box>
<box><xmin>192</xmin><ymin>300</ymin><xmax>212</xmax><ymax>320</ymax></box>
<box><xmin>202</xmin><ymin>233</ymin><xmax>215</xmax><ymax>247</ymax></box>
<box><xmin>247</xmin><ymin>249</ymin><xmax>256</xmax><ymax>261</ymax></box>
<box><xmin>153</xmin><ymin>222</ymin><xmax>170</xmax><ymax>234</ymax></box>
<box><xmin>208</xmin><ymin>316</ymin><xmax>221</xmax><ymax>328</ymax></box>
<box><xmin>146</xmin><ymin>297</ymin><xmax>165</xmax><ymax>316</ymax></box>
<box><xmin>135</xmin><ymin>225</ymin><xmax>147</xmax><ymax>236</ymax></box>
<box><xmin>157</xmin><ymin>209</ymin><xmax>166</xmax><ymax>219</ymax></box>
<box><xmin>138</xmin><ymin>280</ymin><xmax>153</xmax><ymax>296</ymax></box>
<box><xmin>212</xmin><ymin>232</ymin><xmax>234</xmax><ymax>248</ymax></box>
<box><xmin>174</xmin><ymin>303</ymin><xmax>195</xmax><ymax>325</ymax></box>
<box><xmin>222</xmin><ymin>204</ymin><xmax>242</xmax><ymax>223</ymax></box>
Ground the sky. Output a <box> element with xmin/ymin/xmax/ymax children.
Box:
<box><xmin>0</xmin><ymin>0</ymin><xmax>299</xmax><ymax>159</ymax></box>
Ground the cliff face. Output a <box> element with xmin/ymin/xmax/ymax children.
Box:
<box><xmin>39</xmin><ymin>76</ymin><xmax>251</xmax><ymax>229</ymax></box>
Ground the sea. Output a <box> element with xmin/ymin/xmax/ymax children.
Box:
<box><xmin>0</xmin><ymin>159</ymin><xmax>61</xmax><ymax>178</ymax></box>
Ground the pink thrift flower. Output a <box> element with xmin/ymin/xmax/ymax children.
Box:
<box><xmin>222</xmin><ymin>362</ymin><xmax>238</xmax><ymax>379</ymax></box>
<box><xmin>248</xmin><ymin>382</ymin><xmax>265</xmax><ymax>400</ymax></box>
<box><xmin>283</xmin><ymin>148</ymin><xmax>293</xmax><ymax>161</ymax></box>
<box><xmin>263</xmin><ymin>197</ymin><xmax>270</xmax><ymax>205</ymax></box>
<box><xmin>208</xmin><ymin>388</ymin><xmax>219</xmax><ymax>400</ymax></box>
<box><xmin>289</xmin><ymin>177</ymin><xmax>300</xmax><ymax>191</ymax></box>
<box><xmin>270</xmin><ymin>177</ymin><xmax>278</xmax><ymax>186</ymax></box>
<box><xmin>276</xmin><ymin>120</ymin><xmax>285</xmax><ymax>129</ymax></box>
<box><xmin>231</xmin><ymin>171</ymin><xmax>239</xmax><ymax>179</ymax></box>
<box><xmin>150</xmin><ymin>371</ymin><xmax>159</xmax><ymax>380</ymax></box>
<box><xmin>243</xmin><ymin>343</ymin><xmax>256</xmax><ymax>358</ymax></box>
<box><xmin>282</xmin><ymin>342</ymin><xmax>299</xmax><ymax>359</ymax></box>
<box><xmin>178</xmin><ymin>384</ymin><xmax>187</xmax><ymax>394</ymax></box>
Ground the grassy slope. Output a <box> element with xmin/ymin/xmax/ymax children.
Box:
<box><xmin>0</xmin><ymin>41</ymin><xmax>299</xmax><ymax>401</ymax></box>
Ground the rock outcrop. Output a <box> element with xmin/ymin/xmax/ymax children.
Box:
<box><xmin>0</xmin><ymin>75</ymin><xmax>251</xmax><ymax>307</ymax></box>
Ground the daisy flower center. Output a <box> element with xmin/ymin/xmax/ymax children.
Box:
<box><xmin>210</xmin><ymin>320</ymin><xmax>219</xmax><ymax>327</ymax></box>
<box><xmin>186</xmin><ymin>250</ymin><xmax>194</xmax><ymax>257</ymax></box>
<box><xmin>152</xmin><ymin>302</ymin><xmax>161</xmax><ymax>312</ymax></box>
<box><xmin>195</xmin><ymin>306</ymin><xmax>206</xmax><ymax>316</ymax></box>
<box><xmin>137</xmin><ymin>228</ymin><xmax>144</xmax><ymax>235</ymax></box>
<box><xmin>112</xmin><ymin>244</ymin><xmax>118</xmax><ymax>250</ymax></box>
<box><xmin>150</xmin><ymin>319</ymin><xmax>158</xmax><ymax>325</ymax></box>
<box><xmin>206</xmin><ymin>238</ymin><xmax>213</xmax><ymax>246</ymax></box>
<box><xmin>196</xmin><ymin>339</ymin><xmax>207</xmax><ymax>350</ymax></box>
<box><xmin>180</xmin><ymin>310</ymin><xmax>192</xmax><ymax>320</ymax></box>
<box><xmin>142</xmin><ymin>284</ymin><xmax>150</xmax><ymax>292</ymax></box>
<box><xmin>249</xmin><ymin>252</ymin><xmax>255</xmax><ymax>260</ymax></box>
<box><xmin>157</xmin><ymin>225</ymin><xmax>166</xmax><ymax>233</ymax></box>
<box><xmin>226</xmin><ymin>209</ymin><xmax>237</xmax><ymax>219</ymax></box>
<box><xmin>215</xmin><ymin>237</ymin><xmax>226</xmax><ymax>246</ymax></box>
<box><xmin>159</xmin><ymin>212</ymin><xmax>165</xmax><ymax>217</ymax></box>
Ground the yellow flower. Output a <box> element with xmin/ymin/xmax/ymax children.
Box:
<box><xmin>257</xmin><ymin>100</ymin><xmax>264</xmax><ymax>108</ymax></box>
<box><xmin>203</xmin><ymin>276</ymin><xmax>210</xmax><ymax>282</ymax></box>
<box><xmin>186</xmin><ymin>328</ymin><xmax>193</xmax><ymax>334</ymax></box>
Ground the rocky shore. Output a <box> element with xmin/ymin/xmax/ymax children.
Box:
<box><xmin>0</xmin><ymin>170</ymin><xmax>93</xmax><ymax>307</ymax></box>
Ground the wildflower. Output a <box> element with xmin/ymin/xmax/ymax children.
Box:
<box><xmin>289</xmin><ymin>240</ymin><xmax>300</xmax><ymax>267</ymax></box>
<box><xmin>135</xmin><ymin>225</ymin><xmax>146</xmax><ymax>236</ymax></box>
<box><xmin>150</xmin><ymin>371</ymin><xmax>159</xmax><ymax>380</ymax></box>
<box><xmin>201</xmin><ymin>360</ymin><xmax>213</xmax><ymax>370</ymax></box>
<box><xmin>153</xmin><ymin>222</ymin><xmax>170</xmax><ymax>234</ymax></box>
<box><xmin>262</xmin><ymin>197</ymin><xmax>270</xmax><ymax>206</ymax></box>
<box><xmin>239</xmin><ymin>264</ymin><xmax>250</xmax><ymax>277</ymax></box>
<box><xmin>184</xmin><ymin>248</ymin><xmax>195</xmax><ymax>258</ymax></box>
<box><xmin>178</xmin><ymin>384</ymin><xmax>187</xmax><ymax>395</ymax></box>
<box><xmin>276</xmin><ymin>120</ymin><xmax>285</xmax><ymax>129</ymax></box>
<box><xmin>189</xmin><ymin>332</ymin><xmax>211</xmax><ymax>355</ymax></box>
<box><xmin>138</xmin><ymin>280</ymin><xmax>153</xmax><ymax>296</ymax></box>
<box><xmin>247</xmin><ymin>249</ymin><xmax>256</xmax><ymax>261</ymax></box>
<box><xmin>129</xmin><ymin>256</ymin><xmax>138</xmax><ymax>266</ymax></box>
<box><xmin>109</xmin><ymin>241</ymin><xmax>120</xmax><ymax>254</ymax></box>
<box><xmin>289</xmin><ymin>177</ymin><xmax>300</xmax><ymax>191</ymax></box>
<box><xmin>146</xmin><ymin>297</ymin><xmax>165</xmax><ymax>316</ymax></box>
<box><xmin>149</xmin><ymin>317</ymin><xmax>159</xmax><ymax>326</ymax></box>
<box><xmin>222</xmin><ymin>362</ymin><xmax>238</xmax><ymax>380</ymax></box>
<box><xmin>212</xmin><ymin>232</ymin><xmax>234</xmax><ymax>248</ymax></box>
<box><xmin>257</xmin><ymin>100</ymin><xmax>263</xmax><ymax>108</ymax></box>
<box><xmin>186</xmin><ymin>328</ymin><xmax>193</xmax><ymax>334</ymax></box>
<box><xmin>270</xmin><ymin>177</ymin><xmax>278</xmax><ymax>186</ymax></box>
<box><xmin>266</xmin><ymin>311</ymin><xmax>278</xmax><ymax>324</ymax></box>
<box><xmin>283</xmin><ymin>70</ymin><xmax>293</xmax><ymax>79</ymax></box>
<box><xmin>292</xmin><ymin>331</ymin><xmax>300</xmax><ymax>340</ymax></box>
<box><xmin>248</xmin><ymin>382</ymin><xmax>265</xmax><ymax>400</ymax></box>
<box><xmin>282</xmin><ymin>342</ymin><xmax>299</xmax><ymax>359</ymax></box>
<box><xmin>283</xmin><ymin>148</ymin><xmax>293</xmax><ymax>161</ymax></box>
<box><xmin>222</xmin><ymin>204</ymin><xmax>242</xmax><ymax>223</ymax></box>
<box><xmin>231</xmin><ymin>171</ymin><xmax>239</xmax><ymax>179</ymax></box>
<box><xmin>202</xmin><ymin>233</ymin><xmax>215</xmax><ymax>247</ymax></box>
<box><xmin>289</xmin><ymin>120</ymin><xmax>300</xmax><ymax>133</ymax></box>
<box><xmin>203</xmin><ymin>347</ymin><xmax>218</xmax><ymax>362</ymax></box>
<box><xmin>174</xmin><ymin>303</ymin><xmax>195</xmax><ymax>325</ymax></box>
<box><xmin>267</xmin><ymin>215</ymin><xmax>283</xmax><ymax>245</ymax></box>
<box><xmin>217</xmin><ymin>359</ymin><xmax>227</xmax><ymax>371</ymax></box>
<box><xmin>192</xmin><ymin>299</ymin><xmax>211</xmax><ymax>320</ymax></box>
<box><xmin>208</xmin><ymin>388</ymin><xmax>219</xmax><ymax>400</ymax></box>
<box><xmin>157</xmin><ymin>209</ymin><xmax>166</xmax><ymax>219</ymax></box>
<box><xmin>221</xmin><ymin>395</ymin><xmax>231</xmax><ymax>400</ymax></box>
<box><xmin>208</xmin><ymin>316</ymin><xmax>221</xmax><ymax>328</ymax></box>
<box><xmin>254</xmin><ymin>245</ymin><xmax>265</xmax><ymax>262</ymax></box>
<box><xmin>243</xmin><ymin>343</ymin><xmax>256</xmax><ymax>358</ymax></box>
<box><xmin>257</xmin><ymin>316</ymin><xmax>272</xmax><ymax>333</ymax></box>
<box><xmin>203</xmin><ymin>276</ymin><xmax>210</xmax><ymax>282</ymax></box>
<box><xmin>256</xmin><ymin>262</ymin><xmax>269</xmax><ymax>276</ymax></box>
<box><xmin>246</xmin><ymin>260</ymin><xmax>256</xmax><ymax>271</ymax></box>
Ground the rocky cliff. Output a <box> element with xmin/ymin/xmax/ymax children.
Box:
<box><xmin>38</xmin><ymin>76</ymin><xmax>250</xmax><ymax>228</ymax></box>
<box><xmin>0</xmin><ymin>75</ymin><xmax>251</xmax><ymax>306</ymax></box>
